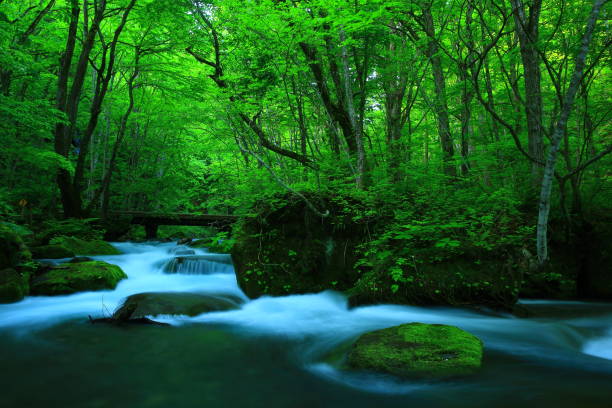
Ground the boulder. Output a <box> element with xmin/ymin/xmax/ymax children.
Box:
<box><xmin>112</xmin><ymin>292</ymin><xmax>243</xmax><ymax>318</ymax></box>
<box><xmin>347</xmin><ymin>323</ymin><xmax>483</xmax><ymax>378</ymax></box>
<box><xmin>0</xmin><ymin>224</ymin><xmax>33</xmax><ymax>303</ymax></box>
<box><xmin>0</xmin><ymin>223</ymin><xmax>32</xmax><ymax>269</ymax></box>
<box><xmin>49</xmin><ymin>236</ymin><xmax>121</xmax><ymax>255</ymax></box>
<box><xmin>31</xmin><ymin>261</ymin><xmax>127</xmax><ymax>295</ymax></box>
<box><xmin>232</xmin><ymin>192</ymin><xmax>375</xmax><ymax>298</ymax></box>
<box><xmin>31</xmin><ymin>245</ymin><xmax>75</xmax><ymax>259</ymax></box>
<box><xmin>0</xmin><ymin>268</ymin><xmax>29</xmax><ymax>303</ymax></box>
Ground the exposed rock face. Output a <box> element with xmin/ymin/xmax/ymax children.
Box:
<box><xmin>31</xmin><ymin>261</ymin><xmax>127</xmax><ymax>296</ymax></box>
<box><xmin>347</xmin><ymin>323</ymin><xmax>483</xmax><ymax>378</ymax></box>
<box><xmin>112</xmin><ymin>292</ymin><xmax>243</xmax><ymax>318</ymax></box>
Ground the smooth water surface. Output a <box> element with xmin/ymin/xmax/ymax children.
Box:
<box><xmin>1</xmin><ymin>242</ymin><xmax>611</xmax><ymax>408</ymax></box>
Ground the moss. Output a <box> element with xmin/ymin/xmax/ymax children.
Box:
<box><xmin>31</xmin><ymin>261</ymin><xmax>127</xmax><ymax>295</ymax></box>
<box><xmin>31</xmin><ymin>245</ymin><xmax>75</xmax><ymax>259</ymax></box>
<box><xmin>0</xmin><ymin>224</ymin><xmax>32</xmax><ymax>270</ymax></box>
<box><xmin>231</xmin><ymin>191</ymin><xmax>376</xmax><ymax>298</ymax></box>
<box><xmin>0</xmin><ymin>267</ymin><xmax>29</xmax><ymax>303</ymax></box>
<box><xmin>347</xmin><ymin>323</ymin><xmax>483</xmax><ymax>378</ymax></box>
<box><xmin>49</xmin><ymin>236</ymin><xmax>121</xmax><ymax>255</ymax></box>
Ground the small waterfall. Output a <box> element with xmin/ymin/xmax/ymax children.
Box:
<box><xmin>163</xmin><ymin>254</ymin><xmax>233</xmax><ymax>275</ymax></box>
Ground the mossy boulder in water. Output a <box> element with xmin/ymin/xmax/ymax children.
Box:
<box><xmin>232</xmin><ymin>192</ymin><xmax>376</xmax><ymax>298</ymax></box>
<box><xmin>49</xmin><ymin>236</ymin><xmax>121</xmax><ymax>255</ymax></box>
<box><xmin>30</xmin><ymin>245</ymin><xmax>75</xmax><ymax>259</ymax></box>
<box><xmin>113</xmin><ymin>292</ymin><xmax>243</xmax><ymax>318</ymax></box>
<box><xmin>347</xmin><ymin>323</ymin><xmax>483</xmax><ymax>378</ymax></box>
<box><xmin>31</xmin><ymin>261</ymin><xmax>127</xmax><ymax>295</ymax></box>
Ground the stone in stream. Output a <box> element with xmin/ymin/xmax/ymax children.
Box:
<box><xmin>346</xmin><ymin>323</ymin><xmax>483</xmax><ymax>378</ymax></box>
<box><xmin>112</xmin><ymin>292</ymin><xmax>243</xmax><ymax>318</ymax></box>
<box><xmin>30</xmin><ymin>261</ymin><xmax>127</xmax><ymax>296</ymax></box>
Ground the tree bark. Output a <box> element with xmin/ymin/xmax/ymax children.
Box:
<box><xmin>421</xmin><ymin>7</ymin><xmax>455</xmax><ymax>178</ymax></box>
<box><xmin>510</xmin><ymin>0</ymin><xmax>544</xmax><ymax>187</ymax></box>
<box><xmin>536</xmin><ymin>0</ymin><xmax>606</xmax><ymax>265</ymax></box>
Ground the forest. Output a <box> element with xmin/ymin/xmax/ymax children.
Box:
<box><xmin>0</xmin><ymin>0</ymin><xmax>611</xmax><ymax>407</ymax></box>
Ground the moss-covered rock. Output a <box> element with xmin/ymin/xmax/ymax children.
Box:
<box><xmin>113</xmin><ymin>292</ymin><xmax>243</xmax><ymax>318</ymax></box>
<box><xmin>30</xmin><ymin>245</ymin><xmax>75</xmax><ymax>259</ymax></box>
<box><xmin>31</xmin><ymin>261</ymin><xmax>127</xmax><ymax>295</ymax></box>
<box><xmin>0</xmin><ymin>224</ymin><xmax>33</xmax><ymax>303</ymax></box>
<box><xmin>348</xmin><ymin>256</ymin><xmax>522</xmax><ymax>311</ymax></box>
<box><xmin>347</xmin><ymin>323</ymin><xmax>483</xmax><ymax>378</ymax></box>
<box><xmin>0</xmin><ymin>223</ymin><xmax>32</xmax><ymax>270</ymax></box>
<box><xmin>0</xmin><ymin>268</ymin><xmax>29</xmax><ymax>303</ymax></box>
<box><xmin>49</xmin><ymin>236</ymin><xmax>121</xmax><ymax>255</ymax></box>
<box><xmin>232</xmin><ymin>192</ymin><xmax>378</xmax><ymax>298</ymax></box>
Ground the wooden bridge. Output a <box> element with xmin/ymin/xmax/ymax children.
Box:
<box><xmin>111</xmin><ymin>211</ymin><xmax>240</xmax><ymax>239</ymax></box>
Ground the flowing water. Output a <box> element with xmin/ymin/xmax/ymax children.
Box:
<box><xmin>1</xmin><ymin>242</ymin><xmax>611</xmax><ymax>408</ymax></box>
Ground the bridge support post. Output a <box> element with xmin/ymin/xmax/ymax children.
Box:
<box><xmin>145</xmin><ymin>223</ymin><xmax>158</xmax><ymax>240</ymax></box>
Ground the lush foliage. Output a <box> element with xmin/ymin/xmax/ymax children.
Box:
<box><xmin>0</xmin><ymin>0</ymin><xmax>610</xmax><ymax>297</ymax></box>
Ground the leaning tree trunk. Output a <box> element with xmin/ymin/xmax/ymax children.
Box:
<box><xmin>536</xmin><ymin>0</ymin><xmax>605</xmax><ymax>265</ymax></box>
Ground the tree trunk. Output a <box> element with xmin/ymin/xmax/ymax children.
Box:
<box><xmin>536</xmin><ymin>0</ymin><xmax>605</xmax><ymax>265</ymax></box>
<box><xmin>422</xmin><ymin>7</ymin><xmax>455</xmax><ymax>178</ymax></box>
<box><xmin>510</xmin><ymin>0</ymin><xmax>544</xmax><ymax>186</ymax></box>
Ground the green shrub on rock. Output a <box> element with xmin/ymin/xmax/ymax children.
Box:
<box><xmin>31</xmin><ymin>261</ymin><xmax>127</xmax><ymax>295</ymax></box>
<box><xmin>347</xmin><ymin>323</ymin><xmax>483</xmax><ymax>378</ymax></box>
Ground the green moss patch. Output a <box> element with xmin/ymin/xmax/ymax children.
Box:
<box><xmin>49</xmin><ymin>236</ymin><xmax>121</xmax><ymax>256</ymax></box>
<box><xmin>31</xmin><ymin>245</ymin><xmax>75</xmax><ymax>259</ymax></box>
<box><xmin>0</xmin><ymin>268</ymin><xmax>29</xmax><ymax>303</ymax></box>
<box><xmin>31</xmin><ymin>261</ymin><xmax>127</xmax><ymax>296</ymax></box>
<box><xmin>347</xmin><ymin>322</ymin><xmax>483</xmax><ymax>378</ymax></box>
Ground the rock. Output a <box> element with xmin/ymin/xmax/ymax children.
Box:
<box><xmin>347</xmin><ymin>323</ymin><xmax>483</xmax><ymax>378</ymax></box>
<box><xmin>69</xmin><ymin>256</ymin><xmax>95</xmax><ymax>263</ymax></box>
<box><xmin>0</xmin><ymin>224</ymin><xmax>33</xmax><ymax>303</ymax></box>
<box><xmin>0</xmin><ymin>268</ymin><xmax>29</xmax><ymax>303</ymax></box>
<box><xmin>232</xmin><ymin>192</ymin><xmax>374</xmax><ymax>298</ymax></box>
<box><xmin>30</xmin><ymin>245</ymin><xmax>75</xmax><ymax>259</ymax></box>
<box><xmin>112</xmin><ymin>292</ymin><xmax>242</xmax><ymax>318</ymax></box>
<box><xmin>30</xmin><ymin>261</ymin><xmax>127</xmax><ymax>296</ymax></box>
<box><xmin>49</xmin><ymin>236</ymin><xmax>121</xmax><ymax>255</ymax></box>
<box><xmin>0</xmin><ymin>224</ymin><xmax>32</xmax><ymax>269</ymax></box>
<box><xmin>177</xmin><ymin>238</ymin><xmax>193</xmax><ymax>245</ymax></box>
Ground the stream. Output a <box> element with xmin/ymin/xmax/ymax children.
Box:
<box><xmin>1</xmin><ymin>241</ymin><xmax>611</xmax><ymax>407</ymax></box>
